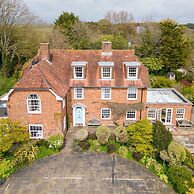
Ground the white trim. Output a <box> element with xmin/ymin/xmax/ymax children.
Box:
<box><xmin>126</xmin><ymin>110</ymin><xmax>137</xmax><ymax>120</ymax></box>
<box><xmin>48</xmin><ymin>89</ymin><xmax>63</xmax><ymax>101</ymax></box>
<box><xmin>101</xmin><ymin>67</ymin><xmax>112</xmax><ymax>79</ymax></box>
<box><xmin>101</xmin><ymin>108</ymin><xmax>111</xmax><ymax>120</ymax></box>
<box><xmin>98</xmin><ymin>62</ymin><xmax>114</xmax><ymax>67</ymax></box>
<box><xmin>27</xmin><ymin>94</ymin><xmax>42</xmax><ymax>114</ymax></box>
<box><xmin>29</xmin><ymin>124</ymin><xmax>43</xmax><ymax>139</ymax></box>
<box><xmin>127</xmin><ymin>88</ymin><xmax>138</xmax><ymax>100</ymax></box>
<box><xmin>101</xmin><ymin>52</ymin><xmax>112</xmax><ymax>56</ymax></box>
<box><xmin>0</xmin><ymin>89</ymin><xmax>14</xmax><ymax>101</ymax></box>
<box><xmin>127</xmin><ymin>67</ymin><xmax>138</xmax><ymax>80</ymax></box>
<box><xmin>74</xmin><ymin>66</ymin><xmax>84</xmax><ymax>79</ymax></box>
<box><xmin>101</xmin><ymin>88</ymin><xmax>111</xmax><ymax>100</ymax></box>
<box><xmin>73</xmin><ymin>105</ymin><xmax>86</xmax><ymax>126</ymax></box>
<box><xmin>165</xmin><ymin>108</ymin><xmax>173</xmax><ymax>124</ymax></box>
<box><xmin>124</xmin><ymin>62</ymin><xmax>141</xmax><ymax>67</ymax></box>
<box><xmin>63</xmin><ymin>116</ymin><xmax>66</xmax><ymax>131</ymax></box>
<box><xmin>71</xmin><ymin>61</ymin><xmax>87</xmax><ymax>66</ymax></box>
<box><xmin>147</xmin><ymin>108</ymin><xmax>157</xmax><ymax>120</ymax></box>
<box><xmin>74</xmin><ymin>88</ymin><xmax>84</xmax><ymax>99</ymax></box>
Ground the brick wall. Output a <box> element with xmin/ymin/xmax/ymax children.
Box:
<box><xmin>68</xmin><ymin>87</ymin><xmax>146</xmax><ymax>126</ymax></box>
<box><xmin>8</xmin><ymin>90</ymin><xmax>64</xmax><ymax>138</ymax></box>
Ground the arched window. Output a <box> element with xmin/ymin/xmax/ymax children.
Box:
<box><xmin>27</xmin><ymin>94</ymin><xmax>41</xmax><ymax>113</ymax></box>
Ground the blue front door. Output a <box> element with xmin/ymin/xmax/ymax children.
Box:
<box><xmin>75</xmin><ymin>107</ymin><xmax>83</xmax><ymax>125</ymax></box>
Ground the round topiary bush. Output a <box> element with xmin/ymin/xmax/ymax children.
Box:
<box><xmin>168</xmin><ymin>141</ymin><xmax>186</xmax><ymax>165</ymax></box>
<box><xmin>107</xmin><ymin>144</ymin><xmax>116</xmax><ymax>154</ymax></box>
<box><xmin>76</xmin><ymin>128</ymin><xmax>88</xmax><ymax>142</ymax></box>
<box><xmin>118</xmin><ymin>146</ymin><xmax>128</xmax><ymax>158</ymax></box>
<box><xmin>114</xmin><ymin>126</ymin><xmax>129</xmax><ymax>143</ymax></box>
<box><xmin>88</xmin><ymin>130</ymin><xmax>97</xmax><ymax>140</ymax></box>
<box><xmin>153</xmin><ymin>121</ymin><xmax>172</xmax><ymax>152</ymax></box>
<box><xmin>96</xmin><ymin>125</ymin><xmax>111</xmax><ymax>145</ymax></box>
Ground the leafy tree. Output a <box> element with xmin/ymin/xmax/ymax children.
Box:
<box><xmin>159</xmin><ymin>19</ymin><xmax>190</xmax><ymax>72</ymax></box>
<box><xmin>127</xmin><ymin>119</ymin><xmax>154</xmax><ymax>156</ymax></box>
<box><xmin>0</xmin><ymin>118</ymin><xmax>30</xmax><ymax>154</ymax></box>
<box><xmin>140</xmin><ymin>57</ymin><xmax>163</xmax><ymax>74</ymax></box>
<box><xmin>181</xmin><ymin>84</ymin><xmax>194</xmax><ymax>103</ymax></box>
<box><xmin>150</xmin><ymin>76</ymin><xmax>174</xmax><ymax>88</ymax></box>
<box><xmin>153</xmin><ymin>121</ymin><xmax>172</xmax><ymax>152</ymax></box>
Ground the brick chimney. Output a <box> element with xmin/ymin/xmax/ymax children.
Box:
<box><xmin>39</xmin><ymin>43</ymin><xmax>51</xmax><ymax>61</ymax></box>
<box><xmin>102</xmin><ymin>41</ymin><xmax>112</xmax><ymax>54</ymax></box>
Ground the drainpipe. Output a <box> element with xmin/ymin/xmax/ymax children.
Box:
<box><xmin>140</xmin><ymin>88</ymin><xmax>144</xmax><ymax>120</ymax></box>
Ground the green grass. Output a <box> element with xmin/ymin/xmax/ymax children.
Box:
<box><xmin>36</xmin><ymin>146</ymin><xmax>58</xmax><ymax>160</ymax></box>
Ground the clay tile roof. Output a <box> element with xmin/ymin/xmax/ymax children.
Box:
<box><xmin>15</xmin><ymin>49</ymin><xmax>150</xmax><ymax>98</ymax></box>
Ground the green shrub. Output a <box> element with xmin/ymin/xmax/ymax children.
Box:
<box><xmin>118</xmin><ymin>146</ymin><xmax>128</xmax><ymax>158</ymax></box>
<box><xmin>78</xmin><ymin>140</ymin><xmax>90</xmax><ymax>150</ymax></box>
<box><xmin>0</xmin><ymin>159</ymin><xmax>16</xmax><ymax>179</ymax></box>
<box><xmin>76</xmin><ymin>128</ymin><xmax>88</xmax><ymax>141</ymax></box>
<box><xmin>127</xmin><ymin>119</ymin><xmax>154</xmax><ymax>156</ymax></box>
<box><xmin>114</xmin><ymin>126</ymin><xmax>129</xmax><ymax>144</ymax></box>
<box><xmin>184</xmin><ymin>149</ymin><xmax>194</xmax><ymax>170</ymax></box>
<box><xmin>160</xmin><ymin>150</ymin><xmax>170</xmax><ymax>163</ymax></box>
<box><xmin>47</xmin><ymin>135</ymin><xmax>64</xmax><ymax>150</ymax></box>
<box><xmin>88</xmin><ymin>130</ymin><xmax>97</xmax><ymax>140</ymax></box>
<box><xmin>36</xmin><ymin>139</ymin><xmax>49</xmax><ymax>148</ymax></box>
<box><xmin>71</xmin><ymin>139</ymin><xmax>83</xmax><ymax>152</ymax></box>
<box><xmin>168</xmin><ymin>141</ymin><xmax>186</xmax><ymax>165</ymax></box>
<box><xmin>92</xmin><ymin>140</ymin><xmax>101</xmax><ymax>152</ymax></box>
<box><xmin>96</xmin><ymin>125</ymin><xmax>111</xmax><ymax>145</ymax></box>
<box><xmin>107</xmin><ymin>144</ymin><xmax>116</xmax><ymax>154</ymax></box>
<box><xmin>150</xmin><ymin>76</ymin><xmax>174</xmax><ymax>88</ymax></box>
<box><xmin>167</xmin><ymin>165</ymin><xmax>194</xmax><ymax>194</ymax></box>
<box><xmin>36</xmin><ymin>146</ymin><xmax>58</xmax><ymax>159</ymax></box>
<box><xmin>13</xmin><ymin>142</ymin><xmax>39</xmax><ymax>165</ymax></box>
<box><xmin>153</xmin><ymin>121</ymin><xmax>172</xmax><ymax>152</ymax></box>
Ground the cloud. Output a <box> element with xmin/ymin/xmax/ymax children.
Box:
<box><xmin>23</xmin><ymin>0</ymin><xmax>194</xmax><ymax>23</ymax></box>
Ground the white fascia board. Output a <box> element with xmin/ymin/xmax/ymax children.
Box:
<box><xmin>124</xmin><ymin>62</ymin><xmax>141</xmax><ymax>67</ymax></box>
<box><xmin>98</xmin><ymin>62</ymin><xmax>114</xmax><ymax>67</ymax></box>
<box><xmin>0</xmin><ymin>89</ymin><xmax>14</xmax><ymax>101</ymax></box>
<box><xmin>71</xmin><ymin>61</ymin><xmax>88</xmax><ymax>66</ymax></box>
<box><xmin>48</xmin><ymin>89</ymin><xmax>63</xmax><ymax>101</ymax></box>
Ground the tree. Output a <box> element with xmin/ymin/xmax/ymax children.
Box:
<box><xmin>0</xmin><ymin>118</ymin><xmax>30</xmax><ymax>154</ymax></box>
<box><xmin>159</xmin><ymin>19</ymin><xmax>190</xmax><ymax>72</ymax></box>
<box><xmin>127</xmin><ymin>119</ymin><xmax>154</xmax><ymax>156</ymax></box>
<box><xmin>150</xmin><ymin>76</ymin><xmax>174</xmax><ymax>88</ymax></box>
<box><xmin>153</xmin><ymin>121</ymin><xmax>172</xmax><ymax>152</ymax></box>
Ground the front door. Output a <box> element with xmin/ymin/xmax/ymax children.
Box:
<box><xmin>75</xmin><ymin>107</ymin><xmax>84</xmax><ymax>126</ymax></box>
<box><xmin>160</xmin><ymin>108</ymin><xmax>173</xmax><ymax>125</ymax></box>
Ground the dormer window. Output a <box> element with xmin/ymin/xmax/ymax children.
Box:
<box><xmin>124</xmin><ymin>62</ymin><xmax>140</xmax><ymax>80</ymax></box>
<box><xmin>71</xmin><ymin>61</ymin><xmax>87</xmax><ymax>79</ymax></box>
<box><xmin>128</xmin><ymin>67</ymin><xmax>138</xmax><ymax>79</ymax></box>
<box><xmin>102</xmin><ymin>67</ymin><xmax>112</xmax><ymax>79</ymax></box>
<box><xmin>98</xmin><ymin>62</ymin><xmax>114</xmax><ymax>80</ymax></box>
<box><xmin>74</xmin><ymin>66</ymin><xmax>84</xmax><ymax>79</ymax></box>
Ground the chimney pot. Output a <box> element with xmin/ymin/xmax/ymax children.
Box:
<box><xmin>102</xmin><ymin>41</ymin><xmax>112</xmax><ymax>53</ymax></box>
<box><xmin>39</xmin><ymin>43</ymin><xmax>51</xmax><ymax>61</ymax></box>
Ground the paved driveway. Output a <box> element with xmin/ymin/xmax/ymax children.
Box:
<box><xmin>0</xmin><ymin>150</ymin><xmax>175</xmax><ymax>194</ymax></box>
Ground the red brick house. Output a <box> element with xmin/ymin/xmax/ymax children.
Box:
<box><xmin>0</xmin><ymin>42</ymin><xmax>192</xmax><ymax>139</ymax></box>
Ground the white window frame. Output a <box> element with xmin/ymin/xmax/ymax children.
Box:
<box><xmin>29</xmin><ymin>124</ymin><xmax>43</xmax><ymax>139</ymax></box>
<box><xmin>127</xmin><ymin>67</ymin><xmax>138</xmax><ymax>79</ymax></box>
<box><xmin>147</xmin><ymin>108</ymin><xmax>157</xmax><ymax>120</ymax></box>
<box><xmin>176</xmin><ymin>108</ymin><xmax>185</xmax><ymax>120</ymax></box>
<box><xmin>101</xmin><ymin>88</ymin><xmax>111</xmax><ymax>100</ymax></box>
<box><xmin>126</xmin><ymin>110</ymin><xmax>136</xmax><ymax>120</ymax></box>
<box><xmin>74</xmin><ymin>88</ymin><xmax>84</xmax><ymax>99</ymax></box>
<box><xmin>74</xmin><ymin>66</ymin><xmax>84</xmax><ymax>79</ymax></box>
<box><xmin>27</xmin><ymin>94</ymin><xmax>42</xmax><ymax>114</ymax></box>
<box><xmin>101</xmin><ymin>67</ymin><xmax>112</xmax><ymax>79</ymax></box>
<box><xmin>127</xmin><ymin>88</ymin><xmax>137</xmax><ymax>100</ymax></box>
<box><xmin>101</xmin><ymin>108</ymin><xmax>111</xmax><ymax>120</ymax></box>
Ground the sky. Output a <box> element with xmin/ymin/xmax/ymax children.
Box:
<box><xmin>23</xmin><ymin>0</ymin><xmax>194</xmax><ymax>24</ymax></box>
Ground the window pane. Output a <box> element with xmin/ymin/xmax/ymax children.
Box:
<box><xmin>176</xmin><ymin>108</ymin><xmax>185</xmax><ymax>120</ymax></box>
<box><xmin>126</xmin><ymin>110</ymin><xmax>136</xmax><ymax>120</ymax></box>
<box><xmin>74</xmin><ymin>88</ymin><xmax>83</xmax><ymax>99</ymax></box>
<box><xmin>29</xmin><ymin>125</ymin><xmax>43</xmax><ymax>138</ymax></box>
<box><xmin>128</xmin><ymin>88</ymin><xmax>137</xmax><ymax>99</ymax></box>
<box><xmin>75</xmin><ymin>67</ymin><xmax>83</xmax><ymax>78</ymax></box>
<box><xmin>27</xmin><ymin>94</ymin><xmax>41</xmax><ymax>113</ymax></box>
<box><xmin>128</xmin><ymin>67</ymin><xmax>137</xmax><ymax>78</ymax></box>
<box><xmin>101</xmin><ymin>88</ymin><xmax>111</xmax><ymax>99</ymax></box>
<box><xmin>147</xmin><ymin>108</ymin><xmax>157</xmax><ymax>119</ymax></box>
<box><xmin>102</xmin><ymin>67</ymin><xmax>111</xmax><ymax>78</ymax></box>
<box><xmin>101</xmin><ymin>108</ymin><xmax>111</xmax><ymax>119</ymax></box>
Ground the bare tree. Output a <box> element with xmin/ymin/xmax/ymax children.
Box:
<box><xmin>105</xmin><ymin>10</ymin><xmax>134</xmax><ymax>24</ymax></box>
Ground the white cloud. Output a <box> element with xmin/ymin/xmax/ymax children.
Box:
<box><xmin>23</xmin><ymin>0</ymin><xmax>194</xmax><ymax>23</ymax></box>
